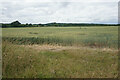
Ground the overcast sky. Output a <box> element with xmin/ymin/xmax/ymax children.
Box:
<box><xmin>0</xmin><ymin>0</ymin><xmax>119</xmax><ymax>24</ymax></box>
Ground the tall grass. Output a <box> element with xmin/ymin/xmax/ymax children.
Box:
<box><xmin>2</xmin><ymin>41</ymin><xmax>39</xmax><ymax>78</ymax></box>
<box><xmin>2</xmin><ymin>40</ymin><xmax>118</xmax><ymax>78</ymax></box>
<box><xmin>2</xmin><ymin>36</ymin><xmax>118</xmax><ymax>48</ymax></box>
<box><xmin>2</xmin><ymin>37</ymin><xmax>74</xmax><ymax>46</ymax></box>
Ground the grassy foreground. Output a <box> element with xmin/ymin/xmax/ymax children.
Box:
<box><xmin>2</xmin><ymin>41</ymin><xmax>118</xmax><ymax>78</ymax></box>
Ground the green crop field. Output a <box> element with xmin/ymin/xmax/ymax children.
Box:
<box><xmin>2</xmin><ymin>26</ymin><xmax>118</xmax><ymax>78</ymax></box>
<box><xmin>2</xmin><ymin>26</ymin><xmax>118</xmax><ymax>48</ymax></box>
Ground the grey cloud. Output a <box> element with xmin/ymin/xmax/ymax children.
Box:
<box><xmin>0</xmin><ymin>1</ymin><xmax>118</xmax><ymax>24</ymax></box>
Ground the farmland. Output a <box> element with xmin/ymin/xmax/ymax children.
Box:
<box><xmin>2</xmin><ymin>26</ymin><xmax>118</xmax><ymax>78</ymax></box>
<box><xmin>2</xmin><ymin>26</ymin><xmax>118</xmax><ymax>48</ymax></box>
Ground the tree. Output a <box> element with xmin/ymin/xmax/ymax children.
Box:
<box><xmin>29</xmin><ymin>23</ymin><xmax>32</xmax><ymax>27</ymax></box>
<box><xmin>26</xmin><ymin>23</ymin><xmax>29</xmax><ymax>27</ymax></box>
<box><xmin>11</xmin><ymin>21</ymin><xmax>21</xmax><ymax>27</ymax></box>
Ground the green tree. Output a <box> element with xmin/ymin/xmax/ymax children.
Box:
<box><xmin>11</xmin><ymin>21</ymin><xmax>21</xmax><ymax>27</ymax></box>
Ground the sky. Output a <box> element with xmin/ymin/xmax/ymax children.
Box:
<box><xmin>0</xmin><ymin>0</ymin><xmax>119</xmax><ymax>24</ymax></box>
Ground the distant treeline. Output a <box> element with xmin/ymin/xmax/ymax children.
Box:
<box><xmin>1</xmin><ymin>21</ymin><xmax>119</xmax><ymax>28</ymax></box>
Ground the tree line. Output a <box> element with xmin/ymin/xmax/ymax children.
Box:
<box><xmin>1</xmin><ymin>21</ymin><xmax>119</xmax><ymax>28</ymax></box>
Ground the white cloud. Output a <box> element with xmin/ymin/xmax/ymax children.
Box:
<box><xmin>0</xmin><ymin>0</ymin><xmax>119</xmax><ymax>2</ymax></box>
<box><xmin>0</xmin><ymin>0</ymin><xmax>118</xmax><ymax>24</ymax></box>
